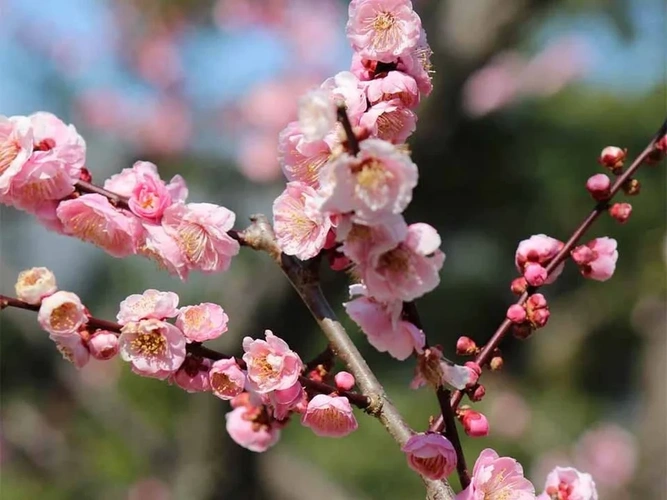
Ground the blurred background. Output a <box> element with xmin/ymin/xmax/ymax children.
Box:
<box><xmin>0</xmin><ymin>0</ymin><xmax>665</xmax><ymax>498</ymax></box>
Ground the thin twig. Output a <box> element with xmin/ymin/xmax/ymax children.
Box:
<box><xmin>403</xmin><ymin>301</ymin><xmax>470</xmax><ymax>488</ymax></box>
<box><xmin>336</xmin><ymin>105</ymin><xmax>361</xmax><ymax>155</ymax></box>
<box><xmin>429</xmin><ymin>117</ymin><xmax>667</xmax><ymax>432</ymax></box>
<box><xmin>75</xmin><ymin>180</ymin><xmax>130</xmax><ymax>208</ymax></box>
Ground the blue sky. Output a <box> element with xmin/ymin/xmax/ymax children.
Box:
<box><xmin>0</xmin><ymin>0</ymin><xmax>663</xmax><ymax>117</ymax></box>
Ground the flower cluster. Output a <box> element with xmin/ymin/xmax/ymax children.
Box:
<box><xmin>0</xmin><ymin>113</ymin><xmax>239</xmax><ymax>280</ymax></box>
<box><xmin>272</xmin><ymin>0</ymin><xmax>473</xmax><ymax>392</ymax></box>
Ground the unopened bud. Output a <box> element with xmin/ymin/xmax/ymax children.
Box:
<box><xmin>506</xmin><ymin>304</ymin><xmax>527</xmax><ymax>324</ymax></box>
<box><xmin>512</xmin><ymin>322</ymin><xmax>533</xmax><ymax>340</ymax></box>
<box><xmin>586</xmin><ymin>174</ymin><xmax>611</xmax><ymax>201</ymax></box>
<box><xmin>598</xmin><ymin>146</ymin><xmax>626</xmax><ymax>170</ymax></box>
<box><xmin>529</xmin><ymin>307</ymin><xmax>550</xmax><ymax>328</ymax></box>
<box><xmin>463</xmin><ymin>362</ymin><xmax>481</xmax><ymax>388</ymax></box>
<box><xmin>609</xmin><ymin>202</ymin><xmax>632</xmax><ymax>224</ymax></box>
<box><xmin>622</xmin><ymin>178</ymin><xmax>640</xmax><ymax>196</ymax></box>
<box><xmin>458</xmin><ymin>407</ymin><xmax>489</xmax><ymax>437</ymax></box>
<box><xmin>526</xmin><ymin>293</ymin><xmax>547</xmax><ymax>310</ymax></box>
<box><xmin>510</xmin><ymin>277</ymin><xmax>528</xmax><ymax>295</ymax></box>
<box><xmin>470</xmin><ymin>384</ymin><xmax>486</xmax><ymax>402</ymax></box>
<box><xmin>88</xmin><ymin>330</ymin><xmax>119</xmax><ymax>360</ymax></box>
<box><xmin>334</xmin><ymin>371</ymin><xmax>356</xmax><ymax>391</ymax></box>
<box><xmin>490</xmin><ymin>356</ymin><xmax>504</xmax><ymax>371</ymax></box>
<box><xmin>79</xmin><ymin>167</ymin><xmax>92</xmax><ymax>183</ymax></box>
<box><xmin>523</xmin><ymin>263</ymin><xmax>547</xmax><ymax>287</ymax></box>
<box><xmin>646</xmin><ymin>135</ymin><xmax>667</xmax><ymax>164</ymax></box>
<box><xmin>456</xmin><ymin>336</ymin><xmax>478</xmax><ymax>356</ymax></box>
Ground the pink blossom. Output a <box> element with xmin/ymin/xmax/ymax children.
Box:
<box><xmin>334</xmin><ymin>371</ymin><xmax>356</xmax><ymax>391</ymax></box>
<box><xmin>37</xmin><ymin>291</ymin><xmax>88</xmax><ymax>338</ymax></box>
<box><xmin>8</xmin><ymin>156</ymin><xmax>78</xmax><ymax>212</ymax></box>
<box><xmin>458</xmin><ymin>408</ymin><xmax>490</xmax><ymax>438</ymax></box>
<box><xmin>15</xmin><ymin>267</ymin><xmax>57</xmax><ymax>305</ymax></box>
<box><xmin>104</xmin><ymin>161</ymin><xmax>185</xmax><ymax>202</ymax></box>
<box><xmin>344</xmin><ymin>294</ymin><xmax>424</xmax><ymax>360</ymax></box>
<box><xmin>360</xmin><ymin>99</ymin><xmax>417</xmax><ymax>143</ymax></box>
<box><xmin>266</xmin><ymin>381</ymin><xmax>305</xmax><ymax>420</ymax></box>
<box><xmin>366</xmin><ymin>71</ymin><xmax>420</xmax><ymax>108</ymax></box>
<box><xmin>0</xmin><ymin>115</ymin><xmax>34</xmax><ymax>203</ymax></box>
<box><xmin>117</xmin><ymin>289</ymin><xmax>180</xmax><ymax>325</ymax></box>
<box><xmin>609</xmin><ymin>203</ymin><xmax>632</xmax><ymax>224</ymax></box>
<box><xmin>57</xmin><ymin>194</ymin><xmax>142</xmax><ymax>258</ymax></box>
<box><xmin>339</xmin><ymin>214</ymin><xmax>408</xmax><ymax>265</ymax></box>
<box><xmin>209</xmin><ymin>358</ymin><xmax>246</xmax><ymax>400</ymax></box>
<box><xmin>242</xmin><ymin>330</ymin><xmax>303</xmax><ymax>393</ymax></box>
<box><xmin>402</xmin><ymin>433</ymin><xmax>457</xmax><ymax>480</ymax></box>
<box><xmin>225</xmin><ymin>406</ymin><xmax>281</xmax><ymax>453</ymax></box>
<box><xmin>119</xmin><ymin>319</ymin><xmax>187</xmax><ymax>375</ymax></box>
<box><xmin>136</xmin><ymin>223</ymin><xmax>189</xmax><ymax>280</ymax></box>
<box><xmin>53</xmin><ymin>333</ymin><xmax>90</xmax><ymax>369</ymax></box>
<box><xmin>347</xmin><ymin>0</ymin><xmax>422</xmax><ymax>63</ymax></box>
<box><xmin>320</xmin><ymin>71</ymin><xmax>367</xmax><ymax>124</ymax></box>
<box><xmin>301</xmin><ymin>394</ymin><xmax>358</xmax><ymax>437</ymax></box>
<box><xmin>396</xmin><ymin>28</ymin><xmax>434</xmax><ymax>96</ymax></box>
<box><xmin>175</xmin><ymin>303</ymin><xmax>228</xmax><ymax>342</ymax></box>
<box><xmin>574</xmin><ymin>424</ymin><xmax>637</xmax><ymax>490</ymax></box>
<box><xmin>361</xmin><ymin>222</ymin><xmax>445</xmax><ymax>302</ymax></box>
<box><xmin>162</xmin><ymin>202</ymin><xmax>240</xmax><ymax>274</ymax></box>
<box><xmin>598</xmin><ymin>146</ymin><xmax>626</xmax><ymax>170</ymax></box>
<box><xmin>278</xmin><ymin>122</ymin><xmax>332</xmax><ymax>187</ymax></box>
<box><xmin>507</xmin><ymin>304</ymin><xmax>527</xmax><ymax>324</ymax></box>
<box><xmin>88</xmin><ymin>330</ymin><xmax>119</xmax><ymax>360</ymax></box>
<box><xmin>457</xmin><ymin>448</ymin><xmax>535</xmax><ymax>500</ymax></box>
<box><xmin>410</xmin><ymin>346</ymin><xmax>479</xmax><ymax>390</ymax></box>
<box><xmin>318</xmin><ymin>139</ymin><xmax>418</xmax><ymax>222</ymax></box>
<box><xmin>171</xmin><ymin>356</ymin><xmax>211</xmax><ymax>393</ymax></box>
<box><xmin>540</xmin><ymin>466</ymin><xmax>598</xmax><ymax>500</ymax></box>
<box><xmin>273</xmin><ymin>182</ymin><xmax>333</xmax><ymax>260</ymax></box>
<box><xmin>29</xmin><ymin>111</ymin><xmax>86</xmax><ymax>172</ymax></box>
<box><xmin>298</xmin><ymin>88</ymin><xmax>336</xmax><ymax>141</ymax></box>
<box><xmin>585</xmin><ymin>174</ymin><xmax>611</xmax><ymax>201</ymax></box>
<box><xmin>515</xmin><ymin>234</ymin><xmax>565</xmax><ymax>286</ymax></box>
<box><xmin>570</xmin><ymin>237</ymin><xmax>618</xmax><ymax>281</ymax></box>
<box><xmin>129</xmin><ymin>171</ymin><xmax>172</xmax><ymax>222</ymax></box>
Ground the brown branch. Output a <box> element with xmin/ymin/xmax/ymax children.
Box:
<box><xmin>336</xmin><ymin>105</ymin><xmax>361</xmax><ymax>155</ymax></box>
<box><xmin>237</xmin><ymin>216</ymin><xmax>456</xmax><ymax>499</ymax></box>
<box><xmin>0</xmin><ymin>294</ymin><xmax>369</xmax><ymax>409</ymax></box>
<box><xmin>429</xmin><ymin>117</ymin><xmax>667</xmax><ymax>433</ymax></box>
<box><xmin>75</xmin><ymin>180</ymin><xmax>130</xmax><ymax>208</ymax></box>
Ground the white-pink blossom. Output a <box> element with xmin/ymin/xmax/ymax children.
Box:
<box><xmin>162</xmin><ymin>202</ymin><xmax>240</xmax><ymax>274</ymax></box>
<box><xmin>209</xmin><ymin>358</ymin><xmax>246</xmax><ymax>400</ymax></box>
<box><xmin>119</xmin><ymin>319</ymin><xmax>187</xmax><ymax>375</ymax></box>
<box><xmin>225</xmin><ymin>406</ymin><xmax>281</xmax><ymax>453</ymax></box>
<box><xmin>15</xmin><ymin>267</ymin><xmax>57</xmax><ymax>305</ymax></box>
<box><xmin>403</xmin><ymin>433</ymin><xmax>457</xmax><ymax>480</ymax></box>
<box><xmin>242</xmin><ymin>330</ymin><xmax>303</xmax><ymax>394</ymax></box>
<box><xmin>456</xmin><ymin>448</ymin><xmax>535</xmax><ymax>499</ymax></box>
<box><xmin>360</xmin><ymin>99</ymin><xmax>417</xmax><ymax>143</ymax></box>
<box><xmin>366</xmin><ymin>71</ymin><xmax>420</xmax><ymax>108</ymax></box>
<box><xmin>515</xmin><ymin>234</ymin><xmax>565</xmax><ymax>287</ymax></box>
<box><xmin>539</xmin><ymin>466</ymin><xmax>598</xmax><ymax>500</ymax></box>
<box><xmin>57</xmin><ymin>194</ymin><xmax>143</xmax><ymax>258</ymax></box>
<box><xmin>347</xmin><ymin>0</ymin><xmax>422</xmax><ymax>63</ymax></box>
<box><xmin>318</xmin><ymin>138</ymin><xmax>418</xmax><ymax>223</ymax></box>
<box><xmin>570</xmin><ymin>237</ymin><xmax>618</xmax><ymax>282</ymax></box>
<box><xmin>278</xmin><ymin>121</ymin><xmax>332</xmax><ymax>187</ymax></box>
<box><xmin>175</xmin><ymin>302</ymin><xmax>229</xmax><ymax>342</ymax></box>
<box><xmin>37</xmin><ymin>291</ymin><xmax>88</xmax><ymax>339</ymax></box>
<box><xmin>273</xmin><ymin>181</ymin><xmax>333</xmax><ymax>260</ymax></box>
<box><xmin>117</xmin><ymin>289</ymin><xmax>180</xmax><ymax>325</ymax></box>
<box><xmin>301</xmin><ymin>394</ymin><xmax>358</xmax><ymax>437</ymax></box>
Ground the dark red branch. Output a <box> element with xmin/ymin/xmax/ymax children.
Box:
<box><xmin>336</xmin><ymin>105</ymin><xmax>360</xmax><ymax>155</ymax></box>
<box><xmin>75</xmin><ymin>180</ymin><xmax>130</xmax><ymax>209</ymax></box>
<box><xmin>430</xmin><ymin>117</ymin><xmax>667</xmax><ymax>432</ymax></box>
<box><xmin>0</xmin><ymin>294</ymin><xmax>370</xmax><ymax>409</ymax></box>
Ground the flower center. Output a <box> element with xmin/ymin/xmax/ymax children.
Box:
<box><xmin>211</xmin><ymin>372</ymin><xmax>237</xmax><ymax>394</ymax></box>
<box><xmin>131</xmin><ymin>331</ymin><xmax>166</xmax><ymax>357</ymax></box>
<box><xmin>21</xmin><ymin>272</ymin><xmax>40</xmax><ymax>286</ymax></box>
<box><xmin>375</xmin><ymin>110</ymin><xmax>406</xmax><ymax>141</ymax></box>
<box><xmin>353</xmin><ymin>159</ymin><xmax>393</xmax><ymax>192</ymax></box>
<box><xmin>183</xmin><ymin>308</ymin><xmax>212</xmax><ymax>331</ymax></box>
<box><xmin>378</xmin><ymin>247</ymin><xmax>410</xmax><ymax>274</ymax></box>
<box><xmin>369</xmin><ymin>11</ymin><xmax>398</xmax><ymax>51</ymax></box>
<box><xmin>373</xmin><ymin>12</ymin><xmax>395</xmax><ymax>32</ymax></box>
<box><xmin>178</xmin><ymin>222</ymin><xmax>209</xmax><ymax>263</ymax></box>
<box><xmin>0</xmin><ymin>139</ymin><xmax>20</xmax><ymax>175</ymax></box>
<box><xmin>50</xmin><ymin>303</ymin><xmax>79</xmax><ymax>331</ymax></box>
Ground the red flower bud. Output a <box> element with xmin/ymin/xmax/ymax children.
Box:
<box><xmin>507</xmin><ymin>304</ymin><xmax>527</xmax><ymax>324</ymax></box>
<box><xmin>456</xmin><ymin>336</ymin><xmax>478</xmax><ymax>356</ymax></box>
<box><xmin>586</xmin><ymin>174</ymin><xmax>611</xmax><ymax>201</ymax></box>
<box><xmin>598</xmin><ymin>146</ymin><xmax>626</xmax><ymax>170</ymax></box>
<box><xmin>458</xmin><ymin>407</ymin><xmax>489</xmax><ymax>437</ymax></box>
<box><xmin>609</xmin><ymin>202</ymin><xmax>632</xmax><ymax>224</ymax></box>
<box><xmin>470</xmin><ymin>384</ymin><xmax>486</xmax><ymax>402</ymax></box>
<box><xmin>510</xmin><ymin>277</ymin><xmax>527</xmax><ymax>295</ymax></box>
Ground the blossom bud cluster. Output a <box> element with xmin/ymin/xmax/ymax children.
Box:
<box><xmin>0</xmin><ymin>113</ymin><xmax>239</xmax><ymax>280</ymax></box>
<box><xmin>15</xmin><ymin>268</ymin><xmax>117</xmax><ymax>368</ymax></box>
